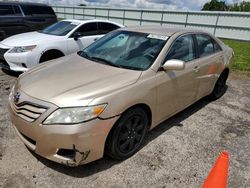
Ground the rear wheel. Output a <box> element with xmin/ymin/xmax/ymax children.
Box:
<box><xmin>106</xmin><ymin>107</ymin><xmax>148</xmax><ymax>160</ymax></box>
<box><xmin>209</xmin><ymin>70</ymin><xmax>228</xmax><ymax>100</ymax></box>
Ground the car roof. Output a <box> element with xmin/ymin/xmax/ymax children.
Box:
<box><xmin>62</xmin><ymin>19</ymin><xmax>124</xmax><ymax>26</ymax></box>
<box><xmin>119</xmin><ymin>26</ymin><xmax>206</xmax><ymax>36</ymax></box>
<box><xmin>0</xmin><ymin>1</ymin><xmax>49</xmax><ymax>6</ymax></box>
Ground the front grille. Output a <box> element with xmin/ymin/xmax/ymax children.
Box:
<box><xmin>0</xmin><ymin>48</ymin><xmax>9</xmax><ymax>60</ymax></box>
<box><xmin>0</xmin><ymin>48</ymin><xmax>9</xmax><ymax>69</ymax></box>
<box><xmin>12</xmin><ymin>102</ymin><xmax>48</xmax><ymax>122</ymax></box>
<box><xmin>0</xmin><ymin>59</ymin><xmax>10</xmax><ymax>69</ymax></box>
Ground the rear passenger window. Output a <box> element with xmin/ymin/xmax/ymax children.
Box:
<box><xmin>13</xmin><ymin>5</ymin><xmax>22</xmax><ymax>15</ymax></box>
<box><xmin>74</xmin><ymin>23</ymin><xmax>98</xmax><ymax>36</ymax></box>
<box><xmin>166</xmin><ymin>35</ymin><xmax>195</xmax><ymax>62</ymax></box>
<box><xmin>196</xmin><ymin>34</ymin><xmax>221</xmax><ymax>57</ymax></box>
<box><xmin>21</xmin><ymin>5</ymin><xmax>55</xmax><ymax>15</ymax></box>
<box><xmin>98</xmin><ymin>22</ymin><xmax>119</xmax><ymax>34</ymax></box>
<box><xmin>0</xmin><ymin>5</ymin><xmax>15</xmax><ymax>16</ymax></box>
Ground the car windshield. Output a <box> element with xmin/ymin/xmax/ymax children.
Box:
<box><xmin>40</xmin><ymin>21</ymin><xmax>78</xmax><ymax>36</ymax></box>
<box><xmin>80</xmin><ymin>31</ymin><xmax>168</xmax><ymax>71</ymax></box>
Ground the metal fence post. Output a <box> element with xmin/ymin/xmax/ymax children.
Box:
<box><xmin>185</xmin><ymin>11</ymin><xmax>189</xmax><ymax>27</ymax></box>
<box><xmin>82</xmin><ymin>7</ymin><xmax>85</xmax><ymax>19</ymax></box>
<box><xmin>160</xmin><ymin>11</ymin><xmax>164</xmax><ymax>26</ymax></box>
<box><xmin>140</xmin><ymin>10</ymin><xmax>143</xmax><ymax>26</ymax></box>
<box><xmin>123</xmin><ymin>9</ymin><xmax>125</xmax><ymax>25</ymax></box>
<box><xmin>214</xmin><ymin>13</ymin><xmax>220</xmax><ymax>35</ymax></box>
<box><xmin>64</xmin><ymin>7</ymin><xmax>66</xmax><ymax>19</ymax></box>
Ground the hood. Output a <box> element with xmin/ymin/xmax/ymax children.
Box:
<box><xmin>17</xmin><ymin>53</ymin><xmax>142</xmax><ymax>107</ymax></box>
<box><xmin>1</xmin><ymin>32</ymin><xmax>59</xmax><ymax>47</ymax></box>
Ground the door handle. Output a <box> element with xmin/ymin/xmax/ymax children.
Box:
<box><xmin>193</xmin><ymin>66</ymin><xmax>200</xmax><ymax>72</ymax></box>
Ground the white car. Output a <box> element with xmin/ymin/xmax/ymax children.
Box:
<box><xmin>0</xmin><ymin>19</ymin><xmax>123</xmax><ymax>72</ymax></box>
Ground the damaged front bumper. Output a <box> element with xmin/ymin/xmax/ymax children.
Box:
<box><xmin>10</xmin><ymin>110</ymin><xmax>119</xmax><ymax>166</ymax></box>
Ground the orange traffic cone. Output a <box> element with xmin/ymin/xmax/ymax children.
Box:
<box><xmin>202</xmin><ymin>151</ymin><xmax>229</xmax><ymax>188</ymax></box>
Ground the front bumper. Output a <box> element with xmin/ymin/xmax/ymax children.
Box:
<box><xmin>8</xmin><ymin>90</ymin><xmax>119</xmax><ymax>166</ymax></box>
<box><xmin>4</xmin><ymin>51</ymin><xmax>30</xmax><ymax>72</ymax></box>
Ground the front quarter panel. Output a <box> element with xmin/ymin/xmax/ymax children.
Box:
<box><xmin>89</xmin><ymin>69</ymin><xmax>158</xmax><ymax>128</ymax></box>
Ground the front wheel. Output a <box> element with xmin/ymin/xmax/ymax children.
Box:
<box><xmin>209</xmin><ymin>70</ymin><xmax>228</xmax><ymax>100</ymax></box>
<box><xmin>106</xmin><ymin>107</ymin><xmax>148</xmax><ymax>160</ymax></box>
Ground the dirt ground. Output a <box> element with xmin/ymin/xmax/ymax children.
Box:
<box><xmin>0</xmin><ymin>69</ymin><xmax>249</xmax><ymax>188</ymax></box>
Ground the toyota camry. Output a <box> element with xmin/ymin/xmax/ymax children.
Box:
<box><xmin>9</xmin><ymin>26</ymin><xmax>233</xmax><ymax>166</ymax></box>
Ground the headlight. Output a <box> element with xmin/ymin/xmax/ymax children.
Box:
<box><xmin>43</xmin><ymin>104</ymin><xmax>107</xmax><ymax>125</ymax></box>
<box><xmin>9</xmin><ymin>45</ymin><xmax>37</xmax><ymax>53</ymax></box>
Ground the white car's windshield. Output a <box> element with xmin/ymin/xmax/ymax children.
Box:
<box><xmin>80</xmin><ymin>31</ymin><xmax>168</xmax><ymax>71</ymax></box>
<box><xmin>40</xmin><ymin>21</ymin><xmax>78</xmax><ymax>36</ymax></box>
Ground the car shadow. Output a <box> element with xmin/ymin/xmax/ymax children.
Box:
<box><xmin>27</xmin><ymin>95</ymin><xmax>217</xmax><ymax>178</ymax></box>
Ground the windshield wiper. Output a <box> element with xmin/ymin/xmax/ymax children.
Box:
<box><xmin>79</xmin><ymin>53</ymin><xmax>141</xmax><ymax>70</ymax></box>
<box><xmin>119</xmin><ymin>65</ymin><xmax>142</xmax><ymax>71</ymax></box>
<box><xmin>80</xmin><ymin>51</ymin><xmax>92</xmax><ymax>60</ymax></box>
<box><xmin>90</xmin><ymin>56</ymin><xmax>122</xmax><ymax>68</ymax></box>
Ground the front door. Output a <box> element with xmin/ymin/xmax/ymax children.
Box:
<box><xmin>67</xmin><ymin>22</ymin><xmax>102</xmax><ymax>54</ymax></box>
<box><xmin>156</xmin><ymin>34</ymin><xmax>199</xmax><ymax>123</ymax></box>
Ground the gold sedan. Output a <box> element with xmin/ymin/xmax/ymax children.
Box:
<box><xmin>8</xmin><ymin>26</ymin><xmax>233</xmax><ymax>166</ymax></box>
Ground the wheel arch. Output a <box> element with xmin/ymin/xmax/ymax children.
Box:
<box><xmin>104</xmin><ymin>103</ymin><xmax>152</xmax><ymax>155</ymax></box>
<box><xmin>39</xmin><ymin>49</ymin><xmax>65</xmax><ymax>63</ymax></box>
<box><xmin>121</xmin><ymin>103</ymin><xmax>152</xmax><ymax>128</ymax></box>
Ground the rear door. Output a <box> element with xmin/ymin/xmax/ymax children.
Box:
<box><xmin>156</xmin><ymin>34</ymin><xmax>199</xmax><ymax>122</ymax></box>
<box><xmin>194</xmin><ymin>34</ymin><xmax>224</xmax><ymax>99</ymax></box>
<box><xmin>98</xmin><ymin>22</ymin><xmax>120</xmax><ymax>35</ymax></box>
<box><xmin>20</xmin><ymin>5</ymin><xmax>57</xmax><ymax>31</ymax></box>
<box><xmin>0</xmin><ymin>4</ymin><xmax>27</xmax><ymax>40</ymax></box>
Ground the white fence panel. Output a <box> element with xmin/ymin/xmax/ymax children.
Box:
<box><xmin>52</xmin><ymin>6</ymin><xmax>250</xmax><ymax>41</ymax></box>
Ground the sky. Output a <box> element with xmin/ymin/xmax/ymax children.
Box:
<box><xmin>18</xmin><ymin>0</ymin><xmax>246</xmax><ymax>10</ymax></box>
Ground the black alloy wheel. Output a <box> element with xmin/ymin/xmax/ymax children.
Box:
<box><xmin>106</xmin><ymin>107</ymin><xmax>148</xmax><ymax>160</ymax></box>
<box><xmin>210</xmin><ymin>71</ymin><xmax>228</xmax><ymax>100</ymax></box>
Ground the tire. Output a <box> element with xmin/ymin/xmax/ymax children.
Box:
<box><xmin>39</xmin><ymin>50</ymin><xmax>64</xmax><ymax>63</ymax></box>
<box><xmin>209</xmin><ymin>70</ymin><xmax>228</xmax><ymax>100</ymax></box>
<box><xmin>106</xmin><ymin>107</ymin><xmax>148</xmax><ymax>160</ymax></box>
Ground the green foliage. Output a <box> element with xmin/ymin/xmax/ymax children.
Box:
<box><xmin>229</xmin><ymin>1</ymin><xmax>250</xmax><ymax>11</ymax></box>
<box><xmin>202</xmin><ymin>0</ymin><xmax>250</xmax><ymax>12</ymax></box>
<box><xmin>221</xmin><ymin>39</ymin><xmax>250</xmax><ymax>72</ymax></box>
<box><xmin>202</xmin><ymin>0</ymin><xmax>228</xmax><ymax>11</ymax></box>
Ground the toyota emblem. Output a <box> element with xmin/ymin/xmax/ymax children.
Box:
<box><xmin>13</xmin><ymin>92</ymin><xmax>20</xmax><ymax>104</ymax></box>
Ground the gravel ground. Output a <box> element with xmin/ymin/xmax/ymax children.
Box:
<box><xmin>0</xmin><ymin>69</ymin><xmax>249</xmax><ymax>188</ymax></box>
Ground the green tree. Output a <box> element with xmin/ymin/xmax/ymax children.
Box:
<box><xmin>202</xmin><ymin>0</ymin><xmax>228</xmax><ymax>11</ymax></box>
<box><xmin>202</xmin><ymin>0</ymin><xmax>250</xmax><ymax>12</ymax></box>
<box><xmin>229</xmin><ymin>1</ymin><xmax>250</xmax><ymax>12</ymax></box>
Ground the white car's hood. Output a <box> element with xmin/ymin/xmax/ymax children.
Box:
<box><xmin>1</xmin><ymin>32</ymin><xmax>61</xmax><ymax>47</ymax></box>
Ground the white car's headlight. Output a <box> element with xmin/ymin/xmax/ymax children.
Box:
<box><xmin>43</xmin><ymin>104</ymin><xmax>107</xmax><ymax>125</ymax></box>
<box><xmin>9</xmin><ymin>45</ymin><xmax>37</xmax><ymax>53</ymax></box>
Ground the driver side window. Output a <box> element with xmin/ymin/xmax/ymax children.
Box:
<box><xmin>165</xmin><ymin>35</ymin><xmax>195</xmax><ymax>62</ymax></box>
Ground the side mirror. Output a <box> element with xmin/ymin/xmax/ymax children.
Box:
<box><xmin>73</xmin><ymin>32</ymin><xmax>82</xmax><ymax>41</ymax></box>
<box><xmin>162</xmin><ymin>59</ymin><xmax>185</xmax><ymax>71</ymax></box>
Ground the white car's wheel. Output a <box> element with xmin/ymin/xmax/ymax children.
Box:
<box><xmin>40</xmin><ymin>50</ymin><xmax>64</xmax><ymax>63</ymax></box>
